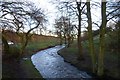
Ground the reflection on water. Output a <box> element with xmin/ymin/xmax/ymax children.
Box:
<box><xmin>31</xmin><ymin>45</ymin><xmax>91</xmax><ymax>78</ymax></box>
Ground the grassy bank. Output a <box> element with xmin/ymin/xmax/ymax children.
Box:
<box><xmin>58</xmin><ymin>38</ymin><xmax>119</xmax><ymax>79</ymax></box>
<box><xmin>2</xmin><ymin>37</ymin><xmax>59</xmax><ymax>79</ymax></box>
<box><xmin>20</xmin><ymin>59</ymin><xmax>43</xmax><ymax>78</ymax></box>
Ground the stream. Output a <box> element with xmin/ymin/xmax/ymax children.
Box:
<box><xmin>31</xmin><ymin>45</ymin><xmax>91</xmax><ymax>78</ymax></box>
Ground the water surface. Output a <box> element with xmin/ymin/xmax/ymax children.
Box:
<box><xmin>31</xmin><ymin>45</ymin><xmax>91</xmax><ymax>78</ymax></box>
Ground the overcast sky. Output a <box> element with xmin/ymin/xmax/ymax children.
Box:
<box><xmin>29</xmin><ymin>0</ymin><xmax>58</xmax><ymax>31</ymax></box>
<box><xmin>2</xmin><ymin>0</ymin><xmax>118</xmax><ymax>32</ymax></box>
<box><xmin>27</xmin><ymin>0</ymin><xmax>101</xmax><ymax>31</ymax></box>
<box><xmin>27</xmin><ymin>0</ymin><xmax>117</xmax><ymax>31</ymax></box>
<box><xmin>1</xmin><ymin>0</ymin><xmax>58</xmax><ymax>31</ymax></box>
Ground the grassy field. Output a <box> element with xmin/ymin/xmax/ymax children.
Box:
<box><xmin>58</xmin><ymin>36</ymin><xmax>119</xmax><ymax>79</ymax></box>
<box><xmin>27</xmin><ymin>40</ymin><xmax>59</xmax><ymax>52</ymax></box>
<box><xmin>2</xmin><ymin>36</ymin><xmax>59</xmax><ymax>79</ymax></box>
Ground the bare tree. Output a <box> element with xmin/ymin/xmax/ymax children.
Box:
<box><xmin>54</xmin><ymin>19</ymin><xmax>63</xmax><ymax>45</ymax></box>
<box><xmin>54</xmin><ymin>0</ymin><xmax>86</xmax><ymax>59</ymax></box>
<box><xmin>0</xmin><ymin>1</ymin><xmax>46</xmax><ymax>56</ymax></box>
<box><xmin>97</xmin><ymin>0</ymin><xmax>107</xmax><ymax>76</ymax></box>
<box><xmin>55</xmin><ymin>15</ymin><xmax>75</xmax><ymax>47</ymax></box>
<box><xmin>86</xmin><ymin>0</ymin><xmax>96</xmax><ymax>73</ymax></box>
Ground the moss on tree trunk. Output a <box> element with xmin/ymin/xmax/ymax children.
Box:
<box><xmin>86</xmin><ymin>0</ymin><xmax>97</xmax><ymax>73</ymax></box>
<box><xmin>97</xmin><ymin>1</ymin><xmax>107</xmax><ymax>76</ymax></box>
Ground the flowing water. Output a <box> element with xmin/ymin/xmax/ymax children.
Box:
<box><xmin>31</xmin><ymin>45</ymin><xmax>91</xmax><ymax>78</ymax></box>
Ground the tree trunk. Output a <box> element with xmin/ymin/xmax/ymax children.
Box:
<box><xmin>20</xmin><ymin>34</ymin><xmax>30</xmax><ymax>56</ymax></box>
<box><xmin>77</xmin><ymin>2</ymin><xmax>84</xmax><ymax>60</ymax></box>
<box><xmin>117</xmin><ymin>20</ymin><xmax>120</xmax><ymax>78</ymax></box>
<box><xmin>60</xmin><ymin>33</ymin><xmax>62</xmax><ymax>45</ymax></box>
<box><xmin>67</xmin><ymin>34</ymin><xmax>71</xmax><ymax>47</ymax></box>
<box><xmin>97</xmin><ymin>0</ymin><xmax>107</xmax><ymax>76</ymax></box>
<box><xmin>64</xmin><ymin>33</ymin><xmax>67</xmax><ymax>44</ymax></box>
<box><xmin>2</xmin><ymin>35</ymin><xmax>9</xmax><ymax>54</ymax></box>
<box><xmin>86</xmin><ymin>0</ymin><xmax>97</xmax><ymax>73</ymax></box>
<box><xmin>19</xmin><ymin>35</ymin><xmax>25</xmax><ymax>56</ymax></box>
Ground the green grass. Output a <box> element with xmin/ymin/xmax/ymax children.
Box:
<box><xmin>21</xmin><ymin>59</ymin><xmax>43</xmax><ymax>79</ymax></box>
<box><xmin>3</xmin><ymin>37</ymin><xmax>59</xmax><ymax>78</ymax></box>
<box><xmin>25</xmin><ymin>40</ymin><xmax>59</xmax><ymax>56</ymax></box>
<box><xmin>9</xmin><ymin>45</ymin><xmax>20</xmax><ymax>58</ymax></box>
<box><xmin>27</xmin><ymin>40</ymin><xmax>58</xmax><ymax>51</ymax></box>
<box><xmin>58</xmin><ymin>36</ymin><xmax>119</xmax><ymax>79</ymax></box>
<box><xmin>8</xmin><ymin>39</ymin><xmax>59</xmax><ymax>57</ymax></box>
<box><xmin>21</xmin><ymin>40</ymin><xmax>59</xmax><ymax>78</ymax></box>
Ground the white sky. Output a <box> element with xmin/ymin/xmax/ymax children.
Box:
<box><xmin>1</xmin><ymin>0</ymin><xmax>58</xmax><ymax>31</ymax></box>
<box><xmin>29</xmin><ymin>0</ymin><xmax>58</xmax><ymax>31</ymax></box>
<box><xmin>27</xmin><ymin>0</ymin><xmax>101</xmax><ymax>31</ymax></box>
<box><xmin>1</xmin><ymin>0</ymin><xmax>118</xmax><ymax>32</ymax></box>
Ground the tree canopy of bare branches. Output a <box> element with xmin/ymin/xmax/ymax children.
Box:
<box><xmin>0</xmin><ymin>1</ymin><xmax>46</xmax><ymax>56</ymax></box>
